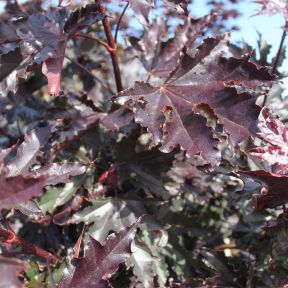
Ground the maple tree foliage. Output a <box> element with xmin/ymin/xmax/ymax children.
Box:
<box><xmin>0</xmin><ymin>0</ymin><xmax>288</xmax><ymax>287</ymax></box>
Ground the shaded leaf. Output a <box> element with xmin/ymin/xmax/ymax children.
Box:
<box><xmin>240</xmin><ymin>170</ymin><xmax>288</xmax><ymax>210</ymax></box>
<box><xmin>127</xmin><ymin>241</ymin><xmax>156</xmax><ymax>288</ymax></box>
<box><xmin>72</xmin><ymin>198</ymin><xmax>146</xmax><ymax>245</ymax></box>
<box><xmin>39</xmin><ymin>175</ymin><xmax>85</xmax><ymax>213</ymax></box>
<box><xmin>101</xmin><ymin>107</ymin><xmax>134</xmax><ymax>133</ymax></box>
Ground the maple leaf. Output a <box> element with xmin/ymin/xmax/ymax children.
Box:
<box><xmin>128</xmin><ymin>0</ymin><xmax>154</xmax><ymax>25</ymax></box>
<box><xmin>114</xmin><ymin>34</ymin><xmax>274</xmax><ymax>169</ymax></box>
<box><xmin>240</xmin><ymin>170</ymin><xmax>288</xmax><ymax>210</ymax></box>
<box><xmin>250</xmin><ymin>108</ymin><xmax>288</xmax><ymax>174</ymax></box>
<box><xmin>130</xmin><ymin>14</ymin><xmax>217</xmax><ymax>78</ymax></box>
<box><xmin>0</xmin><ymin>256</ymin><xmax>25</xmax><ymax>288</ymax></box>
<box><xmin>60</xmin><ymin>218</ymin><xmax>141</xmax><ymax>288</ymax></box>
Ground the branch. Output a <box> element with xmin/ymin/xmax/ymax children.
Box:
<box><xmin>272</xmin><ymin>29</ymin><xmax>286</xmax><ymax>75</ymax></box>
<box><xmin>98</xmin><ymin>0</ymin><xmax>123</xmax><ymax>92</ymax></box>
<box><xmin>114</xmin><ymin>2</ymin><xmax>129</xmax><ymax>44</ymax></box>
<box><xmin>65</xmin><ymin>55</ymin><xmax>115</xmax><ymax>94</ymax></box>
<box><xmin>263</xmin><ymin>29</ymin><xmax>286</xmax><ymax>106</ymax></box>
<box><xmin>0</xmin><ymin>226</ymin><xmax>60</xmax><ymax>264</ymax></box>
<box><xmin>75</xmin><ymin>33</ymin><xmax>115</xmax><ymax>53</ymax></box>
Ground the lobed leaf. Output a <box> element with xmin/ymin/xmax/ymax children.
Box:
<box><xmin>60</xmin><ymin>218</ymin><xmax>141</xmax><ymax>288</ymax></box>
<box><xmin>115</xmin><ymin>34</ymin><xmax>274</xmax><ymax>169</ymax></box>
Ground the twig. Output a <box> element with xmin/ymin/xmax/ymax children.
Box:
<box><xmin>65</xmin><ymin>55</ymin><xmax>114</xmax><ymax>94</ymax></box>
<box><xmin>0</xmin><ymin>226</ymin><xmax>60</xmax><ymax>264</ymax></box>
<box><xmin>75</xmin><ymin>33</ymin><xmax>115</xmax><ymax>53</ymax></box>
<box><xmin>263</xmin><ymin>29</ymin><xmax>286</xmax><ymax>106</ymax></box>
<box><xmin>272</xmin><ymin>30</ymin><xmax>286</xmax><ymax>75</ymax></box>
<box><xmin>98</xmin><ymin>0</ymin><xmax>123</xmax><ymax>92</ymax></box>
<box><xmin>114</xmin><ymin>2</ymin><xmax>129</xmax><ymax>44</ymax></box>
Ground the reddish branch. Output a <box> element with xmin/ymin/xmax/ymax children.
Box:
<box><xmin>98</xmin><ymin>0</ymin><xmax>123</xmax><ymax>92</ymax></box>
<box><xmin>75</xmin><ymin>33</ymin><xmax>115</xmax><ymax>52</ymax></box>
<box><xmin>0</xmin><ymin>226</ymin><xmax>60</xmax><ymax>264</ymax></box>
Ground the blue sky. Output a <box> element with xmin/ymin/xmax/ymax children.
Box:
<box><xmin>191</xmin><ymin>0</ymin><xmax>285</xmax><ymax>59</ymax></box>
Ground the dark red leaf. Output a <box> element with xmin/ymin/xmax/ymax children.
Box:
<box><xmin>60</xmin><ymin>218</ymin><xmax>140</xmax><ymax>288</ymax></box>
<box><xmin>0</xmin><ymin>173</ymin><xmax>46</xmax><ymax>210</ymax></box>
<box><xmin>115</xmin><ymin>34</ymin><xmax>274</xmax><ymax>168</ymax></box>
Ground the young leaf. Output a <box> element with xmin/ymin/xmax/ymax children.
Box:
<box><xmin>250</xmin><ymin>108</ymin><xmax>288</xmax><ymax>174</ymax></box>
<box><xmin>60</xmin><ymin>218</ymin><xmax>141</xmax><ymax>288</ymax></box>
<box><xmin>42</xmin><ymin>40</ymin><xmax>67</xmax><ymax>96</ymax></box>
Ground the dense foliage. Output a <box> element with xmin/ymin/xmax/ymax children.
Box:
<box><xmin>0</xmin><ymin>0</ymin><xmax>288</xmax><ymax>287</ymax></box>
